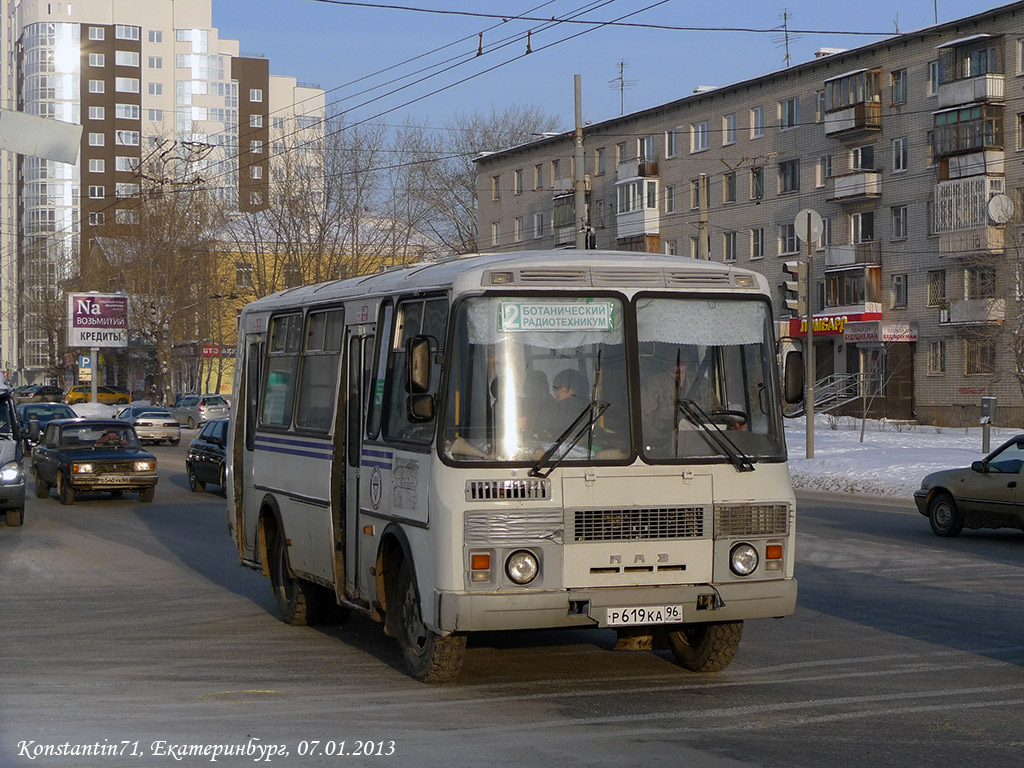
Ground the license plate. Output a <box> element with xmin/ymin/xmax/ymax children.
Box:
<box><xmin>606</xmin><ymin>604</ymin><xmax>683</xmax><ymax>626</ymax></box>
<box><xmin>98</xmin><ymin>476</ymin><xmax>133</xmax><ymax>484</ymax></box>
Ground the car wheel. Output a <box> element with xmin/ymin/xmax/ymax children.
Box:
<box><xmin>139</xmin><ymin>487</ymin><xmax>155</xmax><ymax>503</ymax></box>
<box><xmin>219</xmin><ymin>465</ymin><xmax>226</xmax><ymax>492</ymax></box>
<box><xmin>5</xmin><ymin>506</ymin><xmax>23</xmax><ymax>527</ymax></box>
<box><xmin>187</xmin><ymin>464</ymin><xmax>204</xmax><ymax>493</ymax></box>
<box><xmin>667</xmin><ymin>621</ymin><xmax>743</xmax><ymax>673</ymax></box>
<box><xmin>928</xmin><ymin>492</ymin><xmax>963</xmax><ymax>537</ymax></box>
<box><xmin>169</xmin><ymin>438</ymin><xmax>180</xmax><ymax>447</ymax></box>
<box><xmin>116</xmin><ymin>398</ymin><xmax>128</xmax><ymax>405</ymax></box>
<box><xmin>33</xmin><ymin>468</ymin><xmax>49</xmax><ymax>499</ymax></box>
<box><xmin>389</xmin><ymin>558</ymin><xmax>466</xmax><ymax>683</ymax></box>
<box><xmin>57</xmin><ymin>471</ymin><xmax>75</xmax><ymax>506</ymax></box>
<box><xmin>269</xmin><ymin>525</ymin><xmax>322</xmax><ymax>626</ymax></box>
<box><xmin>187</xmin><ymin>417</ymin><xmax>196</xmax><ymax>429</ymax></box>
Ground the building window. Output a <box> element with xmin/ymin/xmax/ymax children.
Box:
<box><xmin>723</xmin><ymin>113</ymin><xmax>736</xmax><ymax>145</ymax></box>
<box><xmin>88</xmin><ymin>79</ymin><xmax>104</xmax><ymax>93</ymax></box>
<box><xmin>665</xmin><ymin>130</ymin><xmax>677</xmax><ymax>158</ymax></box>
<box><xmin>115</xmin><ymin>24</ymin><xmax>140</xmax><ymax>40</ymax></box>
<box><xmin>235</xmin><ymin>262</ymin><xmax>254</xmax><ymax>289</ymax></box>
<box><xmin>88</xmin><ymin>26</ymin><xmax>105</xmax><ymax>40</ymax></box>
<box><xmin>149</xmin><ymin>30</ymin><xmax>163</xmax><ymax>43</ymax></box>
<box><xmin>491</xmin><ymin>221</ymin><xmax>501</xmax><ymax>247</ymax></box>
<box><xmin>115</xmin><ymin>77</ymin><xmax>140</xmax><ymax>93</ymax></box>
<box><xmin>891</xmin><ymin>274</ymin><xmax>908</xmax><ymax>308</ymax></box>
<box><xmin>615</xmin><ymin>142</ymin><xmax>626</xmax><ymax>167</ymax></box>
<box><xmin>513</xmin><ymin>169</ymin><xmax>523</xmax><ymax>195</ymax></box>
<box><xmin>595</xmin><ymin>148</ymin><xmax>605</xmax><ymax>175</ymax></box>
<box><xmin>690</xmin><ymin>121</ymin><xmax>709</xmax><ymax>153</ymax></box>
<box><xmin>115</xmin><ymin>156</ymin><xmax>139</xmax><ymax>172</ymax></box>
<box><xmin>927</xmin><ymin>60</ymin><xmax>940</xmax><ymax>96</ymax></box>
<box><xmin>148</xmin><ymin>82</ymin><xmax>163</xmax><ymax>96</ymax></box>
<box><xmin>88</xmin><ymin>132</ymin><xmax>105</xmax><ymax>146</ymax></box>
<box><xmin>251</xmin><ymin>165</ymin><xmax>263</xmax><ymax>179</ymax></box>
<box><xmin>780</xmin><ymin>97</ymin><xmax>800</xmax><ymax>129</ymax></box>
<box><xmin>250</xmin><ymin>191</ymin><xmax>264</xmax><ymax>206</ymax></box>
<box><xmin>637</xmin><ymin>135</ymin><xmax>654</xmax><ymax>161</ymax></box>
<box><xmin>779</xmin><ymin>159</ymin><xmax>800</xmax><ymax>193</ymax></box>
<box><xmin>664</xmin><ymin>240</ymin><xmax>677</xmax><ymax>256</ymax></box>
<box><xmin>115</xmin><ymin>50</ymin><xmax>139</xmax><ymax>67</ymax></box>
<box><xmin>689</xmin><ymin>236</ymin><xmax>700</xmax><ymax>259</ymax></box>
<box><xmin>690</xmin><ymin>179</ymin><xmax>701</xmax><ymax>210</ymax></box>
<box><xmin>88</xmin><ymin>159</ymin><xmax>105</xmax><ymax>173</ymax></box>
<box><xmin>114</xmin><ymin>130</ymin><xmax>140</xmax><ymax>146</ymax></box>
<box><xmin>115</xmin><ymin>103</ymin><xmax>140</xmax><ymax>120</ymax></box>
<box><xmin>491</xmin><ymin>175</ymin><xmax>500</xmax><ymax>201</ymax></box>
<box><xmin>88</xmin><ymin>212</ymin><xmax>105</xmax><ymax>226</ymax></box>
<box><xmin>245</xmin><ymin>114</ymin><xmax>262</xmax><ymax>129</ymax></box>
<box><xmin>664</xmin><ymin>185</ymin><xmax>675</xmax><ymax>214</ymax></box>
<box><xmin>88</xmin><ymin>53</ymin><xmax>105</xmax><ymax>67</ymax></box>
<box><xmin>891</xmin><ymin>69</ymin><xmax>908</xmax><ymax>104</ymax></box>
<box><xmin>852</xmin><ymin>211</ymin><xmax>874</xmax><ymax>243</ymax></box>
<box><xmin>249</xmin><ymin>88</ymin><xmax>263</xmax><ymax>102</ymax></box>
<box><xmin>750</xmin><ymin>106</ymin><xmax>765</xmax><ymax>139</ymax></box>
<box><xmin>533</xmin><ymin>164</ymin><xmax>543</xmax><ymax>190</ymax></box>
<box><xmin>533</xmin><ymin>212</ymin><xmax>544</xmax><ymax>239</ymax></box>
<box><xmin>934</xmin><ymin>105</ymin><xmax>1003</xmax><ymax>156</ymax></box>
<box><xmin>750</xmin><ymin>167</ymin><xmax>764</xmax><ymax>199</ymax></box>
<box><xmin>816</xmin><ymin>155</ymin><xmax>831</xmax><ymax>187</ymax></box>
<box><xmin>550</xmin><ymin>158</ymin><xmax>560</xmax><ymax>182</ymax></box>
<box><xmin>513</xmin><ymin>216</ymin><xmax>524</xmax><ymax>243</ymax></box>
<box><xmin>115</xmin><ymin>182</ymin><xmax>139</xmax><ymax>199</ymax></box>
<box><xmin>965</xmin><ymin>265</ymin><xmax>996</xmax><ymax>299</ymax></box>
<box><xmin>751</xmin><ymin>228</ymin><xmax>764</xmax><ymax>259</ymax></box>
<box><xmin>815</xmin><ymin>90</ymin><xmax>826</xmax><ymax>123</ymax></box>
<box><xmin>891</xmin><ymin>205</ymin><xmax>908</xmax><ymax>240</ymax></box>
<box><xmin>88</xmin><ymin>185</ymin><xmax>105</xmax><ymax>199</ymax></box>
<box><xmin>927</xmin><ymin>270</ymin><xmax>946</xmax><ymax>306</ymax></box>
<box><xmin>965</xmin><ymin>339</ymin><xmax>995</xmax><ymax>375</ymax></box>
<box><xmin>723</xmin><ymin>232</ymin><xmax>737</xmax><ymax>262</ymax></box>
<box><xmin>250</xmin><ymin>140</ymin><xmax>263</xmax><ymax>154</ymax></box>
<box><xmin>852</xmin><ymin>144</ymin><xmax>875</xmax><ymax>170</ymax></box>
<box><xmin>723</xmin><ymin>171</ymin><xmax>736</xmax><ymax>203</ymax></box>
<box><xmin>148</xmin><ymin>56</ymin><xmax>163</xmax><ymax>69</ymax></box>
<box><xmin>779</xmin><ymin>223</ymin><xmax>798</xmax><ymax>255</ymax></box>
<box><xmin>928</xmin><ymin>341</ymin><xmax>945</xmax><ymax>374</ymax></box>
<box><xmin>88</xmin><ymin>106</ymin><xmax>105</xmax><ymax>120</ymax></box>
<box><xmin>147</xmin><ymin>109</ymin><xmax>163</xmax><ymax>122</ymax></box>
<box><xmin>892</xmin><ymin>137</ymin><xmax>908</xmax><ymax>172</ymax></box>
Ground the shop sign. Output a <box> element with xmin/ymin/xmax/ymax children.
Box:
<box><xmin>788</xmin><ymin>312</ymin><xmax>881</xmax><ymax>337</ymax></box>
<box><xmin>843</xmin><ymin>321</ymin><xmax>918</xmax><ymax>343</ymax></box>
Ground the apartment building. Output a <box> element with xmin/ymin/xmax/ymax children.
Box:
<box><xmin>0</xmin><ymin>0</ymin><xmax>324</xmax><ymax>382</ymax></box>
<box><xmin>476</xmin><ymin>1</ymin><xmax>1024</xmax><ymax>426</ymax></box>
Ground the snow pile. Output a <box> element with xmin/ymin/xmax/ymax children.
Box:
<box><xmin>785</xmin><ymin>415</ymin><xmax>1018</xmax><ymax>498</ymax></box>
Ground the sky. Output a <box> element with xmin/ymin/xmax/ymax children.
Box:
<box><xmin>209</xmin><ymin>0</ymin><xmax>996</xmax><ymax>136</ymax></box>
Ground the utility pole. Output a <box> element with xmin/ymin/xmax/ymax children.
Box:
<box><xmin>574</xmin><ymin>74</ymin><xmax>588</xmax><ymax>250</ymax></box>
<box><xmin>795</xmin><ymin>208</ymin><xmax>822</xmax><ymax>459</ymax></box>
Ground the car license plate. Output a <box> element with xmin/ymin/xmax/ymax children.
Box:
<box><xmin>99</xmin><ymin>476</ymin><xmax>132</xmax><ymax>484</ymax></box>
<box><xmin>606</xmin><ymin>604</ymin><xmax>684</xmax><ymax>626</ymax></box>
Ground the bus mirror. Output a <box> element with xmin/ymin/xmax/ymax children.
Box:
<box><xmin>408</xmin><ymin>393</ymin><xmax>434</xmax><ymax>422</ymax></box>
<box><xmin>783</xmin><ymin>350</ymin><xmax>804</xmax><ymax>405</ymax></box>
<box><xmin>407</xmin><ymin>336</ymin><xmax>431</xmax><ymax>394</ymax></box>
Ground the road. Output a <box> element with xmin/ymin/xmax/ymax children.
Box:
<box><xmin>1</xmin><ymin>443</ymin><xmax>1022</xmax><ymax>768</ymax></box>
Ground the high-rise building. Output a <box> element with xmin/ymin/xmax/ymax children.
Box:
<box><xmin>0</xmin><ymin>0</ymin><xmax>324</xmax><ymax>381</ymax></box>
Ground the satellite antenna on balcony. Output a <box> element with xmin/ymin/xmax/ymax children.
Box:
<box><xmin>988</xmin><ymin>194</ymin><xmax>1014</xmax><ymax>224</ymax></box>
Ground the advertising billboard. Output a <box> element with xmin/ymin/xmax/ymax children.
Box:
<box><xmin>67</xmin><ymin>293</ymin><xmax>128</xmax><ymax>348</ymax></box>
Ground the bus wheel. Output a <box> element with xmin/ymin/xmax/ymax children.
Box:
<box><xmin>270</xmin><ymin>529</ymin><xmax>319</xmax><ymax>625</ymax></box>
<box><xmin>667</xmin><ymin>621</ymin><xmax>742</xmax><ymax>673</ymax></box>
<box><xmin>394</xmin><ymin>559</ymin><xmax>465</xmax><ymax>683</ymax></box>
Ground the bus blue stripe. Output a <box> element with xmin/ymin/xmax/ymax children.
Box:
<box><xmin>256</xmin><ymin>435</ymin><xmax>333</xmax><ymax>450</ymax></box>
<box><xmin>362</xmin><ymin>459</ymin><xmax>393</xmax><ymax>469</ymax></box>
<box><xmin>255</xmin><ymin>444</ymin><xmax>334</xmax><ymax>460</ymax></box>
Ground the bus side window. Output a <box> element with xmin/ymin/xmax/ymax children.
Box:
<box><xmin>365</xmin><ymin>302</ymin><xmax>392</xmax><ymax>440</ymax></box>
<box><xmin>260</xmin><ymin>313</ymin><xmax>302</xmax><ymax>429</ymax></box>
<box><xmin>383</xmin><ymin>296</ymin><xmax>447</xmax><ymax>444</ymax></box>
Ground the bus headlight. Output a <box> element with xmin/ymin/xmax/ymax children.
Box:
<box><xmin>505</xmin><ymin>550</ymin><xmax>539</xmax><ymax>585</ymax></box>
<box><xmin>729</xmin><ymin>543</ymin><xmax>759</xmax><ymax>576</ymax></box>
<box><xmin>0</xmin><ymin>461</ymin><xmax>22</xmax><ymax>483</ymax></box>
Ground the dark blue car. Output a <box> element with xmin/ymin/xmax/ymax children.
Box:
<box><xmin>30</xmin><ymin>419</ymin><xmax>158</xmax><ymax>505</ymax></box>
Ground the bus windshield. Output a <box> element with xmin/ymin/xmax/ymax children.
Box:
<box><xmin>636</xmin><ymin>296</ymin><xmax>784</xmax><ymax>462</ymax></box>
<box><xmin>443</xmin><ymin>296</ymin><xmax>631</xmax><ymax>464</ymax></box>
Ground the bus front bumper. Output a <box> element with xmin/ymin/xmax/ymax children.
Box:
<box><xmin>436</xmin><ymin>578</ymin><xmax>796</xmax><ymax>633</ymax></box>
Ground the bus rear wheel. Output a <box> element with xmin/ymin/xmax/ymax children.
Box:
<box><xmin>393</xmin><ymin>559</ymin><xmax>465</xmax><ymax>683</ymax></box>
<box><xmin>270</xmin><ymin>527</ymin><xmax>320</xmax><ymax>625</ymax></box>
<box><xmin>667</xmin><ymin>620</ymin><xmax>742</xmax><ymax>673</ymax></box>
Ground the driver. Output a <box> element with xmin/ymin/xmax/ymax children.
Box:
<box><xmin>641</xmin><ymin>348</ymin><xmax>724</xmax><ymax>448</ymax></box>
<box><xmin>96</xmin><ymin>429</ymin><xmax>123</xmax><ymax>446</ymax></box>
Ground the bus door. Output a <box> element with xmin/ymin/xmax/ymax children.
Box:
<box><xmin>342</xmin><ymin>322</ymin><xmax>375</xmax><ymax>597</ymax></box>
<box><xmin>240</xmin><ymin>333</ymin><xmax>264</xmax><ymax>561</ymax></box>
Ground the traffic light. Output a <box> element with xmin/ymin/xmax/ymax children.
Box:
<box><xmin>782</xmin><ymin>260</ymin><xmax>807</xmax><ymax>315</ymax></box>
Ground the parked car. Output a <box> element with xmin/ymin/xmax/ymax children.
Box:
<box><xmin>14</xmin><ymin>384</ymin><xmax>64</xmax><ymax>404</ymax></box>
<box><xmin>30</xmin><ymin>419</ymin><xmax>157</xmax><ymax>504</ymax></box>
<box><xmin>186</xmin><ymin>418</ymin><xmax>227</xmax><ymax>493</ymax></box>
<box><xmin>0</xmin><ymin>386</ymin><xmax>25</xmax><ymax>526</ymax></box>
<box><xmin>168</xmin><ymin>394</ymin><xmax>230</xmax><ymax>429</ymax></box>
<box><xmin>65</xmin><ymin>385</ymin><xmax>130</xmax><ymax>406</ymax></box>
<box><xmin>16</xmin><ymin>402</ymin><xmax>77</xmax><ymax>447</ymax></box>
<box><xmin>115</xmin><ymin>406</ymin><xmax>181</xmax><ymax>446</ymax></box>
<box><xmin>914</xmin><ymin>434</ymin><xmax>1024</xmax><ymax>536</ymax></box>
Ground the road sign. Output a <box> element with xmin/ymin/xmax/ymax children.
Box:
<box><xmin>794</xmin><ymin>208</ymin><xmax>824</xmax><ymax>243</ymax></box>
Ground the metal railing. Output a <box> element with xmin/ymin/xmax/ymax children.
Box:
<box><xmin>784</xmin><ymin>371</ymin><xmax>883</xmax><ymax>417</ymax></box>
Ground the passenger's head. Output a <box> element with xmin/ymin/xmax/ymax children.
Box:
<box><xmin>552</xmin><ymin>369</ymin><xmax>588</xmax><ymax>400</ymax></box>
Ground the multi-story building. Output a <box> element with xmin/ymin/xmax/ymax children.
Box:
<box><xmin>0</xmin><ymin>0</ymin><xmax>324</xmax><ymax>383</ymax></box>
<box><xmin>476</xmin><ymin>2</ymin><xmax>1024</xmax><ymax>425</ymax></box>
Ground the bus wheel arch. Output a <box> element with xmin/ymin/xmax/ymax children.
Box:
<box><xmin>376</xmin><ymin>525</ymin><xmax>411</xmax><ymax>631</ymax></box>
<box><xmin>260</xmin><ymin>498</ymin><xmax>321</xmax><ymax>626</ymax></box>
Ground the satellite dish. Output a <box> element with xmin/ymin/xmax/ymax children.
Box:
<box><xmin>988</xmin><ymin>194</ymin><xmax>1015</xmax><ymax>224</ymax></box>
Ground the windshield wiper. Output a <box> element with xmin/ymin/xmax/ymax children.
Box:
<box><xmin>528</xmin><ymin>400</ymin><xmax>609</xmax><ymax>479</ymax></box>
<box><xmin>677</xmin><ymin>399</ymin><xmax>754</xmax><ymax>472</ymax></box>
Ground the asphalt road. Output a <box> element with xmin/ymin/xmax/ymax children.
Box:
<box><xmin>1</xmin><ymin>444</ymin><xmax>1022</xmax><ymax>768</ymax></box>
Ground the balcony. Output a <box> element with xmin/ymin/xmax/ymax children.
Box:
<box><xmin>938</xmin><ymin>73</ymin><xmax>1004</xmax><ymax>109</ymax></box>
<box><xmin>826</xmin><ymin>170</ymin><xmax>881</xmax><ymax>202</ymax></box>
<box><xmin>939</xmin><ymin>227</ymin><xmax>1004</xmax><ymax>256</ymax></box>
<box><xmin>933</xmin><ymin>175</ymin><xmax>1006</xmax><ymax>254</ymax></box>
<box><xmin>941</xmin><ymin>298</ymin><xmax>1005</xmax><ymax>325</ymax></box>
<box><xmin>616</xmin><ymin>159</ymin><xmax>659</xmax><ymax>181</ymax></box>
<box><xmin>824</xmin><ymin>241</ymin><xmax>881</xmax><ymax>269</ymax></box>
<box><xmin>823</xmin><ymin>101</ymin><xmax>882</xmax><ymax>137</ymax></box>
<box><xmin>616</xmin><ymin>206</ymin><xmax>660</xmax><ymax>239</ymax></box>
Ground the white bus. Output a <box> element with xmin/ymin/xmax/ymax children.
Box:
<box><xmin>227</xmin><ymin>250</ymin><xmax>802</xmax><ymax>682</ymax></box>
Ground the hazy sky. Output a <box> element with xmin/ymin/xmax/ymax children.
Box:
<box><xmin>211</xmin><ymin>0</ymin><xmax>1000</xmax><ymax>133</ymax></box>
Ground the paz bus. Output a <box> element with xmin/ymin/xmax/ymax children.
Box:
<box><xmin>226</xmin><ymin>250</ymin><xmax>802</xmax><ymax>682</ymax></box>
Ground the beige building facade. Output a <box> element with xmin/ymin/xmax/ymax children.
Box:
<box><xmin>476</xmin><ymin>2</ymin><xmax>1024</xmax><ymax>426</ymax></box>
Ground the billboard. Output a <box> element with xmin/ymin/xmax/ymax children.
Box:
<box><xmin>67</xmin><ymin>293</ymin><xmax>128</xmax><ymax>348</ymax></box>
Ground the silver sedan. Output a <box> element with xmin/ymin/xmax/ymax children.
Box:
<box><xmin>115</xmin><ymin>406</ymin><xmax>181</xmax><ymax>446</ymax></box>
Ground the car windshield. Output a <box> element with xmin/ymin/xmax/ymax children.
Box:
<box><xmin>22</xmin><ymin>405</ymin><xmax>74</xmax><ymax>422</ymax></box>
<box><xmin>61</xmin><ymin>425</ymin><xmax>140</xmax><ymax>449</ymax></box>
<box><xmin>442</xmin><ymin>296</ymin><xmax>630</xmax><ymax>464</ymax></box>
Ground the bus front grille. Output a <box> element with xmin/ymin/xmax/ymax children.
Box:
<box><xmin>714</xmin><ymin>503</ymin><xmax>790</xmax><ymax>538</ymax></box>
<box><xmin>571</xmin><ymin>507</ymin><xmax>705</xmax><ymax>542</ymax></box>
<box><xmin>465</xmin><ymin>509</ymin><xmax>563</xmax><ymax>545</ymax></box>
<box><xmin>466</xmin><ymin>479</ymin><xmax>550</xmax><ymax>501</ymax></box>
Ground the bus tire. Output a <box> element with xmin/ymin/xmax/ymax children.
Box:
<box><xmin>393</xmin><ymin>558</ymin><xmax>465</xmax><ymax>683</ymax></box>
<box><xmin>270</xmin><ymin>528</ymin><xmax>320</xmax><ymax>626</ymax></box>
<box><xmin>667</xmin><ymin>620</ymin><xmax>742</xmax><ymax>673</ymax></box>
<box><xmin>928</xmin><ymin>492</ymin><xmax>963</xmax><ymax>537</ymax></box>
